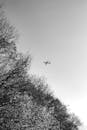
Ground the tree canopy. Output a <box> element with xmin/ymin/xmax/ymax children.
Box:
<box><xmin>0</xmin><ymin>10</ymin><xmax>81</xmax><ymax>130</ymax></box>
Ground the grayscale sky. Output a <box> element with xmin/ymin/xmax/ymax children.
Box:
<box><xmin>2</xmin><ymin>0</ymin><xmax>87</xmax><ymax>126</ymax></box>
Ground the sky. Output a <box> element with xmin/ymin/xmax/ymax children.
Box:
<box><xmin>1</xmin><ymin>0</ymin><xmax>87</xmax><ymax>126</ymax></box>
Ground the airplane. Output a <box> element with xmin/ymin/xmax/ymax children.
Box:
<box><xmin>43</xmin><ymin>60</ymin><xmax>51</xmax><ymax>65</ymax></box>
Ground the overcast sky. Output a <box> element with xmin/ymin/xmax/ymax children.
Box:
<box><xmin>2</xmin><ymin>0</ymin><xmax>87</xmax><ymax>126</ymax></box>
